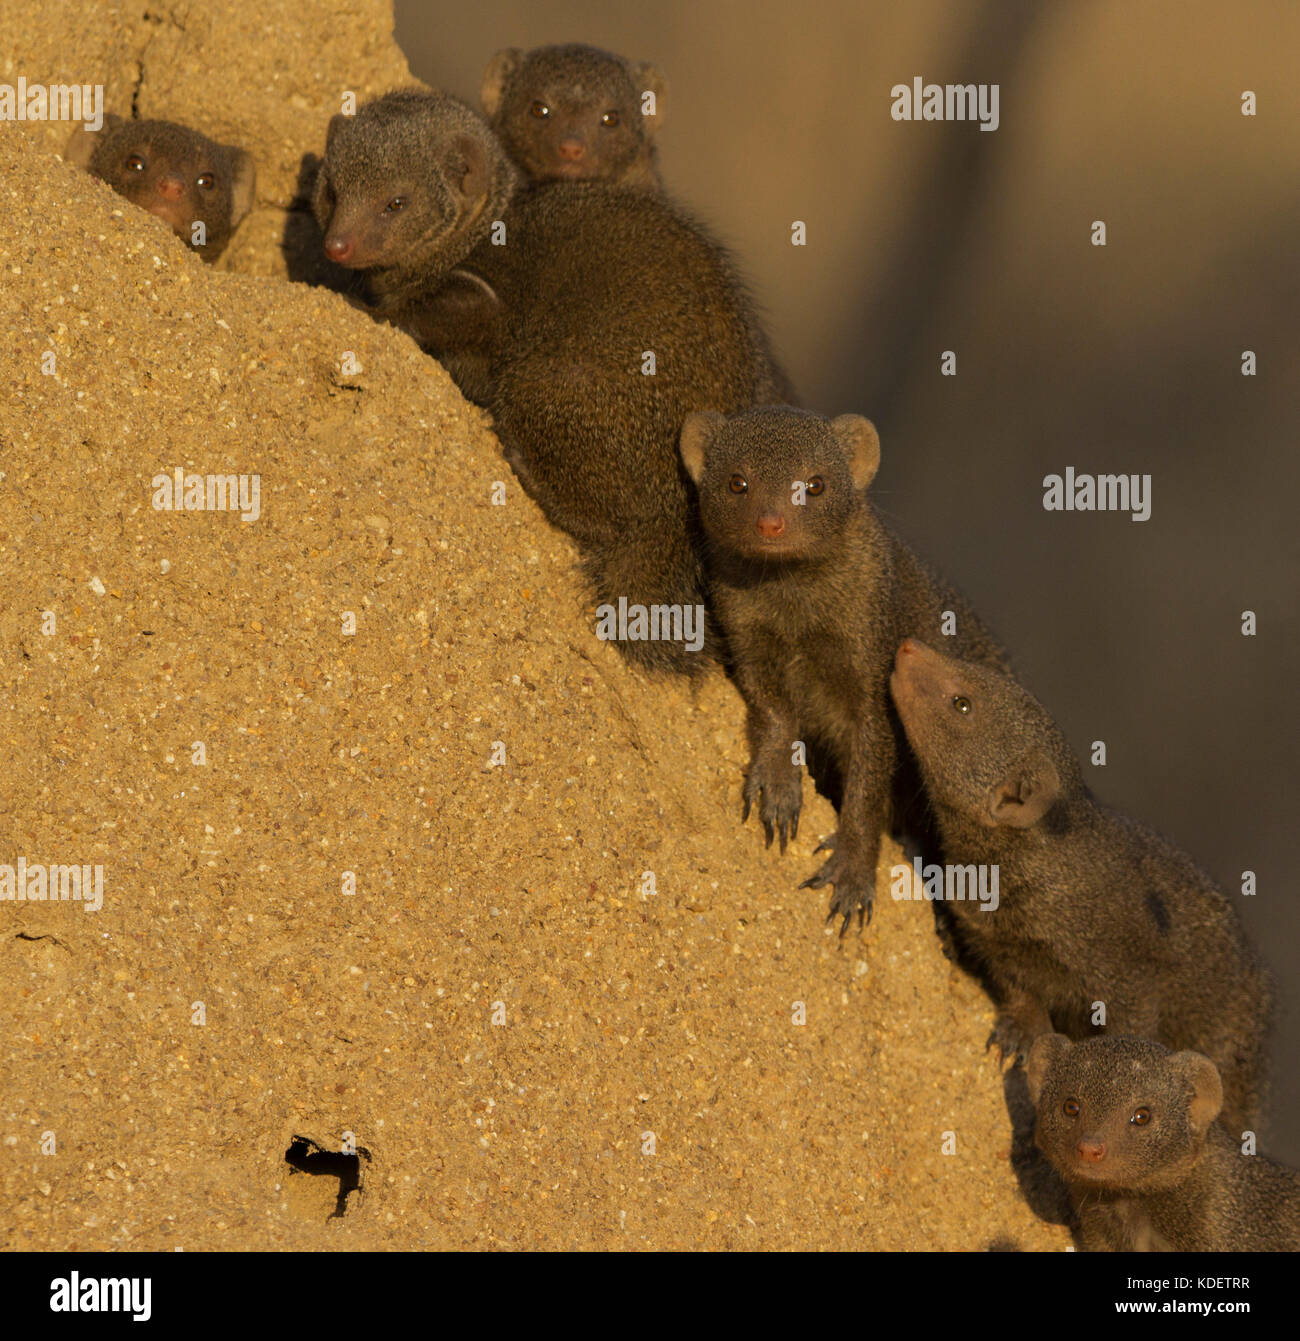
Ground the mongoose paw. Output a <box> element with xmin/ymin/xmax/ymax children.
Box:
<box><xmin>800</xmin><ymin>851</ymin><xmax>874</xmax><ymax>937</ymax></box>
<box><xmin>500</xmin><ymin>442</ymin><xmax>537</xmax><ymax>494</ymax></box>
<box><xmin>986</xmin><ymin>1014</ymin><xmax>1040</xmax><ymax>1068</ymax></box>
<box><xmin>741</xmin><ymin>763</ymin><xmax>802</xmax><ymax>854</ymax></box>
<box><xmin>931</xmin><ymin>911</ymin><xmax>964</xmax><ymax>965</ymax></box>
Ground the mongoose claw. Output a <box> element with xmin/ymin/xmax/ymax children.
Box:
<box><xmin>829</xmin><ymin>887</ymin><xmax>874</xmax><ymax>938</ymax></box>
<box><xmin>985</xmin><ymin>1015</ymin><xmax>1034</xmax><ymax>1069</ymax></box>
<box><xmin>985</xmin><ymin>1027</ymin><xmax>1021</xmax><ymax>1069</ymax></box>
<box><xmin>813</xmin><ymin>831</ymin><xmax>838</xmax><ymax>855</ymax></box>
<box><xmin>742</xmin><ymin>763</ymin><xmax>801</xmax><ymax>855</ymax></box>
<box><xmin>801</xmin><ymin>851</ymin><xmax>874</xmax><ymax>936</ymax></box>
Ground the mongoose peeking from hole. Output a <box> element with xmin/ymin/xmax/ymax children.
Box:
<box><xmin>1027</xmin><ymin>1034</ymin><xmax>1300</xmax><ymax>1251</ymax></box>
<box><xmin>482</xmin><ymin>43</ymin><xmax>665</xmax><ymax>189</ymax></box>
<box><xmin>679</xmin><ymin>407</ymin><xmax>1008</xmax><ymax>930</ymax></box>
<box><xmin>890</xmin><ymin>640</ymin><xmax>1271</xmax><ymax>1132</ymax></box>
<box><xmin>65</xmin><ymin>114</ymin><xmax>255</xmax><ymax>261</ymax></box>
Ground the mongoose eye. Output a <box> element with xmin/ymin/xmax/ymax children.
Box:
<box><xmin>530</xmin><ymin>101</ymin><xmax>550</xmax><ymax>119</ymax></box>
<box><xmin>601</xmin><ymin>110</ymin><xmax>621</xmax><ymax>128</ymax></box>
<box><xmin>125</xmin><ymin>154</ymin><xmax>146</xmax><ymax>172</ymax></box>
<box><xmin>196</xmin><ymin>172</ymin><xmax>215</xmax><ymax>190</ymax></box>
<box><xmin>728</xmin><ymin>475</ymin><xmax>748</xmax><ymax>495</ymax></box>
<box><xmin>1063</xmin><ymin>1098</ymin><xmax>1080</xmax><ymax>1117</ymax></box>
<box><xmin>386</xmin><ymin>197</ymin><xmax>407</xmax><ymax>213</ymax></box>
<box><xmin>806</xmin><ymin>476</ymin><xmax>825</xmax><ymax>496</ymax></box>
<box><xmin>952</xmin><ymin>695</ymin><xmax>972</xmax><ymax>714</ymax></box>
<box><xmin>1131</xmin><ymin>1107</ymin><xmax>1152</xmax><ymax>1126</ymax></box>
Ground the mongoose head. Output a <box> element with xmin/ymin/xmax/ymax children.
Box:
<box><xmin>65</xmin><ymin>114</ymin><xmax>255</xmax><ymax>261</ymax></box>
<box><xmin>481</xmin><ymin>43</ymin><xmax>664</xmax><ymax>187</ymax></box>
<box><xmin>890</xmin><ymin>640</ymin><xmax>1079</xmax><ymax>830</ymax></box>
<box><xmin>311</xmin><ymin>90</ymin><xmax>513</xmax><ymax>281</ymax></box>
<box><xmin>679</xmin><ymin>407</ymin><xmax>880</xmax><ymax>564</ymax></box>
<box><xmin>1027</xmin><ymin>1034</ymin><xmax>1222</xmax><ymax>1192</ymax></box>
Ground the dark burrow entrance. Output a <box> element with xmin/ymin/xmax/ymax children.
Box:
<box><xmin>283</xmin><ymin>1135</ymin><xmax>371</xmax><ymax>1220</ymax></box>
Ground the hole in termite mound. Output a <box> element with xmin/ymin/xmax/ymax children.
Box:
<box><xmin>282</xmin><ymin>1134</ymin><xmax>371</xmax><ymax>1220</ymax></box>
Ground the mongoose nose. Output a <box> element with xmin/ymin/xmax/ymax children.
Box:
<box><xmin>897</xmin><ymin>639</ymin><xmax>918</xmax><ymax>658</ymax></box>
<box><xmin>557</xmin><ymin>138</ymin><xmax>586</xmax><ymax>162</ymax></box>
<box><xmin>756</xmin><ymin>513</ymin><xmax>786</xmax><ymax>539</ymax></box>
<box><xmin>156</xmin><ymin>175</ymin><xmax>185</xmax><ymax>202</ymax></box>
<box><xmin>1077</xmin><ymin>1139</ymin><xmax>1107</xmax><ymax>1163</ymax></box>
<box><xmin>324</xmin><ymin>236</ymin><xmax>354</xmax><ymax>263</ymax></box>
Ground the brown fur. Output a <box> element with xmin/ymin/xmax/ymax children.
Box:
<box><xmin>457</xmin><ymin>183</ymin><xmax>793</xmax><ymax>673</ymax></box>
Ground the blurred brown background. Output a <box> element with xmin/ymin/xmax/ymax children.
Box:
<box><xmin>396</xmin><ymin>0</ymin><xmax>1299</xmax><ymax>1159</ymax></box>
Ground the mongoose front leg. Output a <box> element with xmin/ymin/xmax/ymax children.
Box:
<box><xmin>494</xmin><ymin>431</ymin><xmax>540</xmax><ymax>498</ymax></box>
<box><xmin>802</xmin><ymin>717</ymin><xmax>893</xmax><ymax>934</ymax></box>
<box><xmin>738</xmin><ymin>684</ymin><xmax>803</xmax><ymax>854</ymax></box>
<box><xmin>398</xmin><ymin>268</ymin><xmax>503</xmax><ymax>357</ymax></box>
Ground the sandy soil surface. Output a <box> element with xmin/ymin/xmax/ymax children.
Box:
<box><xmin>0</xmin><ymin>0</ymin><xmax>1070</xmax><ymax>1250</ymax></box>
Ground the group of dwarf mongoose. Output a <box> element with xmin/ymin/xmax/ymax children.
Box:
<box><xmin>65</xmin><ymin>41</ymin><xmax>1297</xmax><ymax>1253</ymax></box>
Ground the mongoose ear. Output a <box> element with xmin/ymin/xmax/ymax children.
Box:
<box><xmin>1170</xmin><ymin>1051</ymin><xmax>1223</xmax><ymax>1135</ymax></box>
<box><xmin>324</xmin><ymin>113</ymin><xmax>349</xmax><ymax>149</ymax></box>
<box><xmin>1025</xmin><ymin>1033</ymin><xmax>1071</xmax><ymax>1106</ymax></box>
<box><xmin>831</xmin><ymin>415</ymin><xmax>880</xmax><ymax>490</ymax></box>
<box><xmin>481</xmin><ymin>48</ymin><xmax>523</xmax><ymax>119</ymax></box>
<box><xmin>445</xmin><ymin>133</ymin><xmax>490</xmax><ymax>206</ymax></box>
<box><xmin>227</xmin><ymin>149</ymin><xmax>257</xmax><ymax>228</ymax></box>
<box><xmin>64</xmin><ymin>123</ymin><xmax>103</xmax><ymax>168</ymax></box>
<box><xmin>679</xmin><ymin>411</ymin><xmax>725</xmax><ymax>484</ymax></box>
<box><xmin>987</xmin><ymin>750</ymin><xmax>1061</xmax><ymax>828</ymax></box>
<box><xmin>630</xmin><ymin>61</ymin><xmax>667</xmax><ymax>133</ymax></box>
<box><xmin>310</xmin><ymin>159</ymin><xmax>334</xmax><ymax>228</ymax></box>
